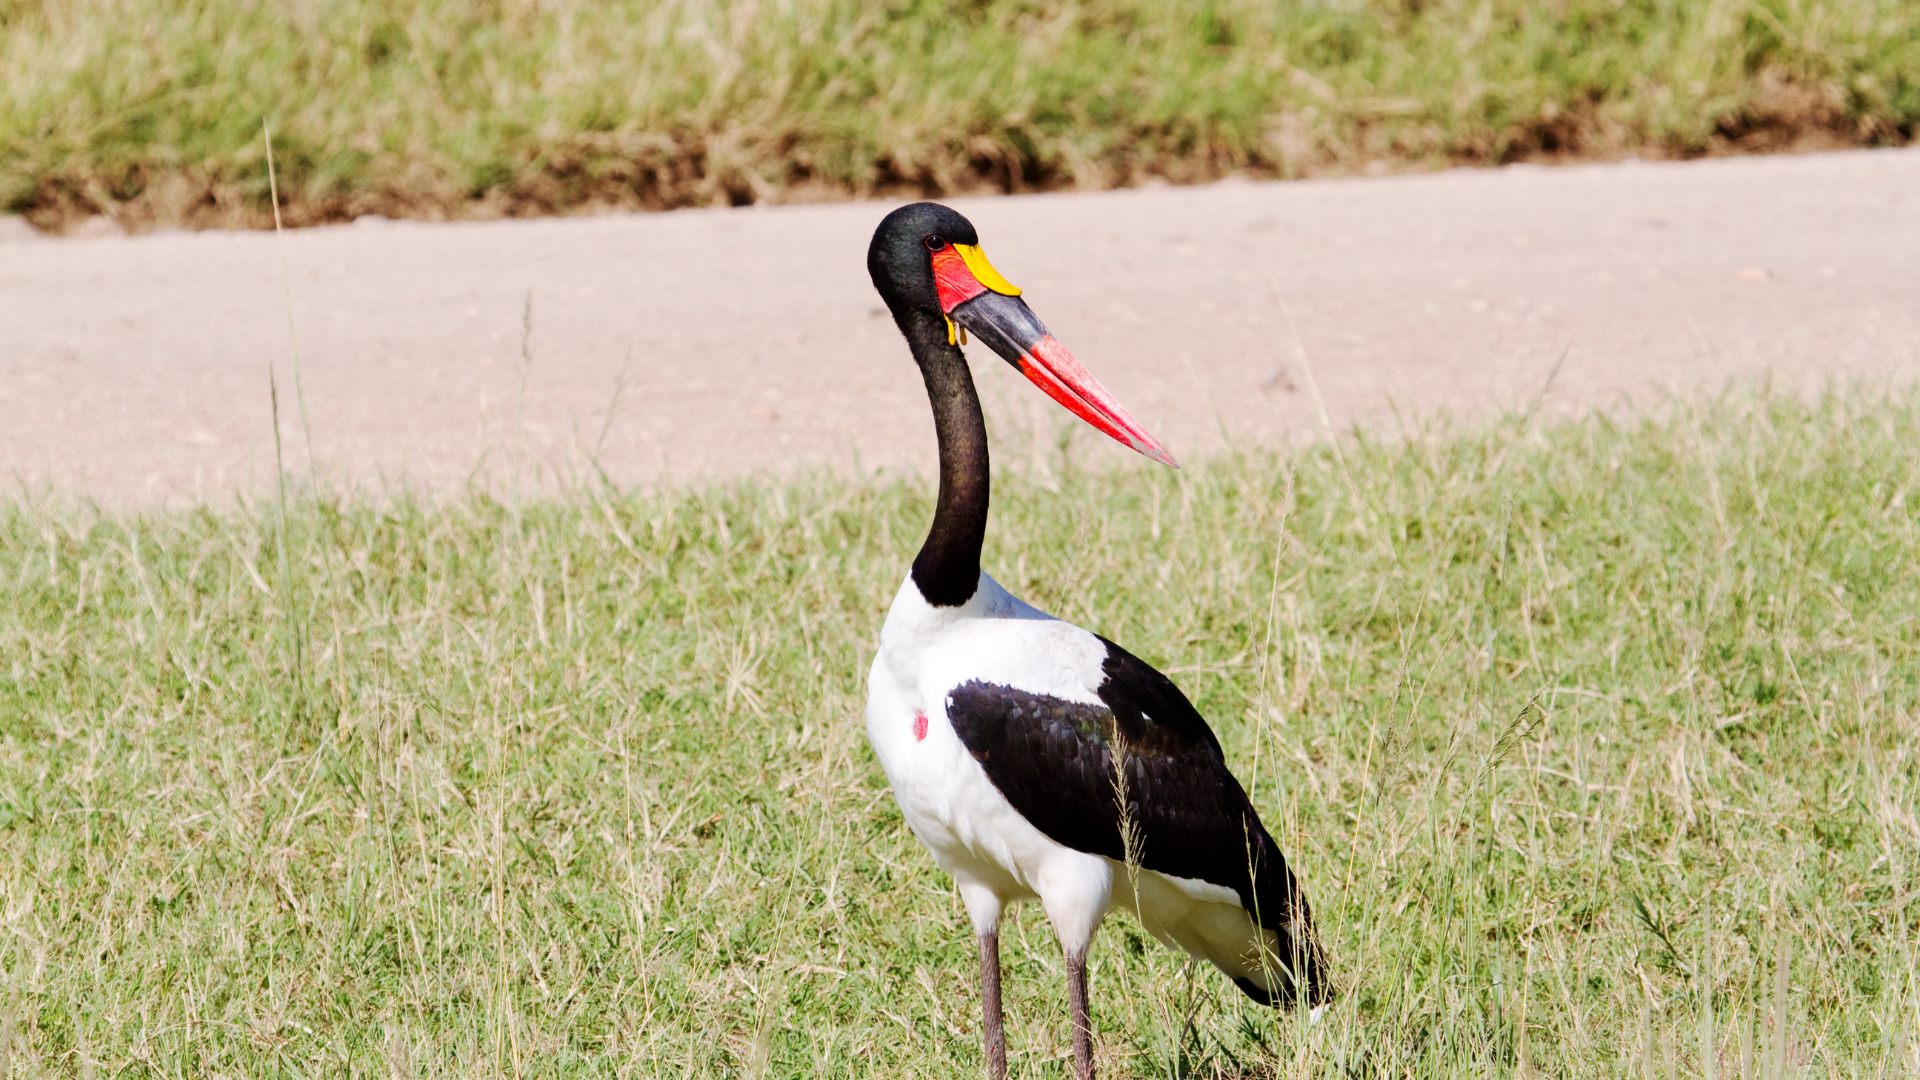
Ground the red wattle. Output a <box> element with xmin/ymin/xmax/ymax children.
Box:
<box><xmin>931</xmin><ymin>249</ymin><xmax>987</xmax><ymax>314</ymax></box>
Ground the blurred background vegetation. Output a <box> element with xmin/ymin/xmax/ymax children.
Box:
<box><xmin>2</xmin><ymin>0</ymin><xmax>1916</xmax><ymax>232</ymax></box>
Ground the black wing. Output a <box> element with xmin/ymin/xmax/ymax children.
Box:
<box><xmin>945</xmin><ymin>635</ymin><xmax>1330</xmax><ymax>1006</ymax></box>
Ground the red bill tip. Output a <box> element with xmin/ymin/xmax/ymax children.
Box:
<box><xmin>1019</xmin><ymin>335</ymin><xmax>1178</xmax><ymax>468</ymax></box>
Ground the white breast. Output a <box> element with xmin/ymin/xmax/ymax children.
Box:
<box><xmin>864</xmin><ymin>571</ymin><xmax>1116</xmax><ymax>939</ymax></box>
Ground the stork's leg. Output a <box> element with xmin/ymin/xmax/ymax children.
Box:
<box><xmin>1034</xmin><ymin>854</ymin><xmax>1110</xmax><ymax>1080</ymax></box>
<box><xmin>1065</xmin><ymin>948</ymin><xmax>1095</xmax><ymax>1080</ymax></box>
<box><xmin>977</xmin><ymin>929</ymin><xmax>1007</xmax><ymax>1079</ymax></box>
<box><xmin>958</xmin><ymin>885</ymin><xmax>1009</xmax><ymax>1080</ymax></box>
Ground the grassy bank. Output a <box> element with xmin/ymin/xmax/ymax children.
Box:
<box><xmin>2</xmin><ymin>0</ymin><xmax>1917</xmax><ymax>232</ymax></box>
<box><xmin>2</xmin><ymin>390</ymin><xmax>1919</xmax><ymax>1076</ymax></box>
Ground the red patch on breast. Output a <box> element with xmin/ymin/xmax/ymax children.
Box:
<box><xmin>913</xmin><ymin>712</ymin><xmax>929</xmax><ymax>741</ymax></box>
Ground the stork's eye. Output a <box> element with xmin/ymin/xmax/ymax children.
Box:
<box><xmin>924</xmin><ymin>235</ymin><xmax>947</xmax><ymax>252</ymax></box>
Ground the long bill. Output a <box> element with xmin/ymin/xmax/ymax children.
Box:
<box><xmin>938</xmin><ymin>251</ymin><xmax>1177</xmax><ymax>468</ymax></box>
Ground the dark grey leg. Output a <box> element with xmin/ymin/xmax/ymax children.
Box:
<box><xmin>980</xmin><ymin>930</ymin><xmax>1006</xmax><ymax>1080</ymax></box>
<box><xmin>1066</xmin><ymin>949</ymin><xmax>1094</xmax><ymax>1080</ymax></box>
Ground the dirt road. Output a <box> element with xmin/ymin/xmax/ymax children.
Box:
<box><xmin>3</xmin><ymin>148</ymin><xmax>1916</xmax><ymax>507</ymax></box>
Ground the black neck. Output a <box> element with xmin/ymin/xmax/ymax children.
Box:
<box><xmin>908</xmin><ymin>316</ymin><xmax>988</xmax><ymax>607</ymax></box>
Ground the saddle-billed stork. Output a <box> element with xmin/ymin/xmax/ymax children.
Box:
<box><xmin>863</xmin><ymin>203</ymin><xmax>1330</xmax><ymax>1080</ymax></box>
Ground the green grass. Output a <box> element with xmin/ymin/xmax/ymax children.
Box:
<box><xmin>3</xmin><ymin>0</ymin><xmax>1917</xmax><ymax>231</ymax></box>
<box><xmin>2</xmin><ymin>388</ymin><xmax>1919</xmax><ymax>1077</ymax></box>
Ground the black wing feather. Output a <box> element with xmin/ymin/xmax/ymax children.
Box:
<box><xmin>945</xmin><ymin>635</ymin><xmax>1330</xmax><ymax>1006</ymax></box>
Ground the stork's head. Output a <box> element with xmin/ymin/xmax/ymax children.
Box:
<box><xmin>867</xmin><ymin>202</ymin><xmax>1177</xmax><ymax>468</ymax></box>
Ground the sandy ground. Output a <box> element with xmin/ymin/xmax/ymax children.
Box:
<box><xmin>2</xmin><ymin>148</ymin><xmax>1916</xmax><ymax>508</ymax></box>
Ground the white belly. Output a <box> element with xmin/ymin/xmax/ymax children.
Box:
<box><xmin>867</xmin><ymin>651</ymin><xmax>1110</xmax><ymax>934</ymax></box>
<box><xmin>868</xmin><ymin>666</ymin><xmax>1274</xmax><ymax>972</ymax></box>
<box><xmin>861</xmin><ymin>571</ymin><xmax>1271</xmax><ymax>970</ymax></box>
